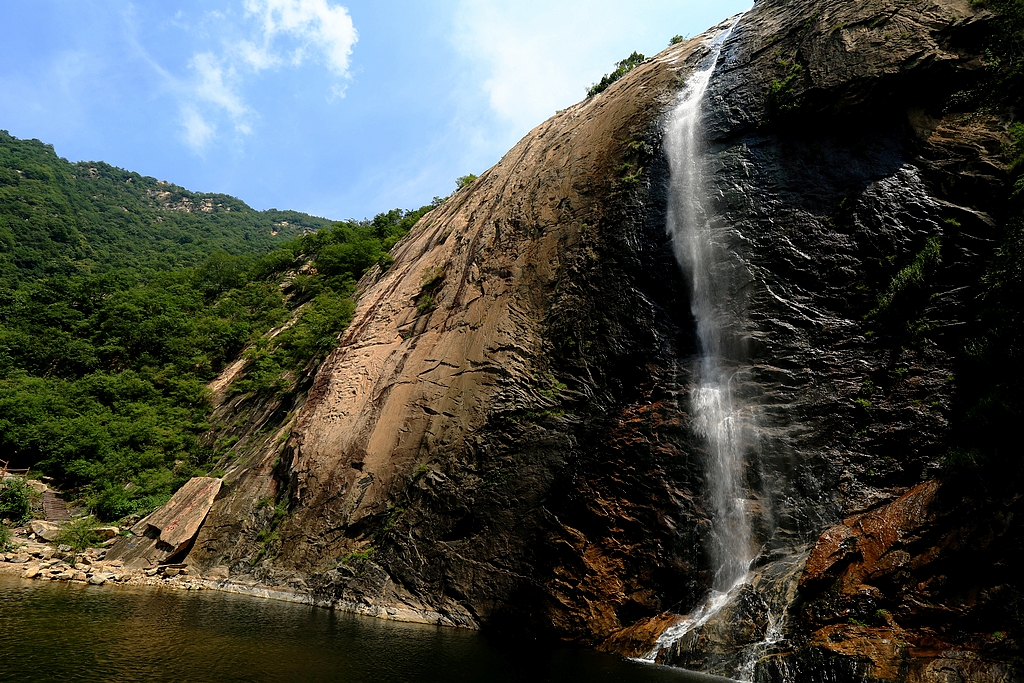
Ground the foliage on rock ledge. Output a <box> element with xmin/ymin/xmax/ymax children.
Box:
<box><xmin>587</xmin><ymin>52</ymin><xmax>646</xmax><ymax>98</ymax></box>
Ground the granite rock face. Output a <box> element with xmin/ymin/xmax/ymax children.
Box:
<box><xmin>108</xmin><ymin>477</ymin><xmax>221</xmax><ymax>569</ymax></box>
<box><xmin>185</xmin><ymin>0</ymin><xmax>1021</xmax><ymax>680</ymax></box>
<box><xmin>190</xmin><ymin>29</ymin><xmax>718</xmax><ymax>638</ymax></box>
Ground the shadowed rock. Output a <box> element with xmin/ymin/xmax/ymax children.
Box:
<box><xmin>106</xmin><ymin>477</ymin><xmax>221</xmax><ymax>569</ymax></box>
<box><xmin>177</xmin><ymin>0</ymin><xmax>1022</xmax><ymax>679</ymax></box>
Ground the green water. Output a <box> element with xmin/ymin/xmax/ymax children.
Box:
<box><xmin>0</xmin><ymin>575</ymin><xmax>731</xmax><ymax>683</ymax></box>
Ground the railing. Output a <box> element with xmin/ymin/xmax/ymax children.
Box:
<box><xmin>1</xmin><ymin>460</ymin><xmax>30</xmax><ymax>477</ymax></box>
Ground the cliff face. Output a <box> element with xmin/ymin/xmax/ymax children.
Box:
<box><xmin>190</xmin><ymin>29</ymin><xmax>718</xmax><ymax>635</ymax></box>
<box><xmin>664</xmin><ymin>2</ymin><xmax>1021</xmax><ymax>681</ymax></box>
<box><xmin>187</xmin><ymin>1</ymin><xmax>1021</xmax><ymax>680</ymax></box>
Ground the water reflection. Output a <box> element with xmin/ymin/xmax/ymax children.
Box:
<box><xmin>0</xmin><ymin>575</ymin><xmax>732</xmax><ymax>683</ymax></box>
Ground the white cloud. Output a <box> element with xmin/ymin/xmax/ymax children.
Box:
<box><xmin>453</xmin><ymin>0</ymin><xmax>638</xmax><ymax>134</ymax></box>
<box><xmin>190</xmin><ymin>52</ymin><xmax>250</xmax><ymax>123</ymax></box>
<box><xmin>235</xmin><ymin>39</ymin><xmax>280</xmax><ymax>71</ymax></box>
<box><xmin>241</xmin><ymin>0</ymin><xmax>358</xmax><ymax>76</ymax></box>
<box><xmin>181</xmin><ymin>105</ymin><xmax>216</xmax><ymax>150</ymax></box>
<box><xmin>453</xmin><ymin>0</ymin><xmax>749</xmax><ymax>138</ymax></box>
<box><xmin>143</xmin><ymin>0</ymin><xmax>358</xmax><ymax>152</ymax></box>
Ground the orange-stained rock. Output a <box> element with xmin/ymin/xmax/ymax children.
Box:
<box><xmin>789</xmin><ymin>479</ymin><xmax>1022</xmax><ymax>682</ymax></box>
<box><xmin>800</xmin><ymin>481</ymin><xmax>941</xmax><ymax>595</ymax></box>
<box><xmin>599</xmin><ymin>613</ymin><xmax>685</xmax><ymax>658</ymax></box>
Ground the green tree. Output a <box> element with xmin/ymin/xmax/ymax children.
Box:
<box><xmin>587</xmin><ymin>52</ymin><xmax>646</xmax><ymax>97</ymax></box>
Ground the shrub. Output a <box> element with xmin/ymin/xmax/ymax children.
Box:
<box><xmin>587</xmin><ymin>52</ymin><xmax>646</xmax><ymax>98</ymax></box>
<box><xmin>90</xmin><ymin>484</ymin><xmax>171</xmax><ymax>522</ymax></box>
<box><xmin>55</xmin><ymin>516</ymin><xmax>104</xmax><ymax>552</ymax></box>
<box><xmin>456</xmin><ymin>174</ymin><xmax>478</xmax><ymax>190</ymax></box>
<box><xmin>417</xmin><ymin>295</ymin><xmax>437</xmax><ymax>314</ymax></box>
<box><xmin>868</xmin><ymin>237</ymin><xmax>942</xmax><ymax>322</ymax></box>
<box><xmin>0</xmin><ymin>523</ymin><xmax>13</xmax><ymax>551</ymax></box>
<box><xmin>0</xmin><ymin>479</ymin><xmax>32</xmax><ymax>524</ymax></box>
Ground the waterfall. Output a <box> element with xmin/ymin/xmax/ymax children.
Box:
<box><xmin>644</xmin><ymin>15</ymin><xmax>754</xmax><ymax>663</ymax></box>
<box><xmin>668</xmin><ymin>15</ymin><xmax>752</xmax><ymax>593</ymax></box>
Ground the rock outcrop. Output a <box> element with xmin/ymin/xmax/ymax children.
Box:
<box><xmin>190</xmin><ymin>28</ymin><xmax>717</xmax><ymax>636</ymax></box>
<box><xmin>108</xmin><ymin>477</ymin><xmax>221</xmax><ymax>569</ymax></box>
<box><xmin>777</xmin><ymin>481</ymin><xmax>1024</xmax><ymax>683</ymax></box>
<box><xmin>182</xmin><ymin>0</ymin><xmax>1022</xmax><ymax>680</ymax></box>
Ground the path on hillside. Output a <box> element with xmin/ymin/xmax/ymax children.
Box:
<box><xmin>43</xmin><ymin>491</ymin><xmax>70</xmax><ymax>522</ymax></box>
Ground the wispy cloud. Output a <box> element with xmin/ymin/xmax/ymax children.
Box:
<box><xmin>240</xmin><ymin>0</ymin><xmax>358</xmax><ymax>76</ymax></box>
<box><xmin>189</xmin><ymin>52</ymin><xmax>252</xmax><ymax>134</ymax></box>
<box><xmin>181</xmin><ymin>105</ymin><xmax>216</xmax><ymax>150</ymax></box>
<box><xmin>453</xmin><ymin>0</ymin><xmax>635</xmax><ymax>135</ymax></box>
<box><xmin>452</xmin><ymin>0</ymin><xmax>745</xmax><ymax>142</ymax></box>
<box><xmin>130</xmin><ymin>0</ymin><xmax>358</xmax><ymax>152</ymax></box>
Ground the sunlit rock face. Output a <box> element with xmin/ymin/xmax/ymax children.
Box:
<box><xmin>191</xmin><ymin>29</ymin><xmax>720</xmax><ymax>639</ymax></box>
<box><xmin>189</xmin><ymin>0</ymin><xmax>1022</xmax><ymax>680</ymax></box>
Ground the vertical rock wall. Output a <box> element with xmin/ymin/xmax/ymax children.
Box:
<box><xmin>187</xmin><ymin>1</ymin><xmax>1022</xmax><ymax>680</ymax></box>
<box><xmin>647</xmin><ymin>1</ymin><xmax>1022</xmax><ymax>680</ymax></box>
<box><xmin>191</xmin><ymin>27</ymin><xmax>730</xmax><ymax>640</ymax></box>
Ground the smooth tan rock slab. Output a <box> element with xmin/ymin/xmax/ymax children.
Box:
<box><xmin>107</xmin><ymin>477</ymin><xmax>221</xmax><ymax>569</ymax></box>
<box><xmin>137</xmin><ymin>477</ymin><xmax>222</xmax><ymax>548</ymax></box>
<box><xmin>27</xmin><ymin>520</ymin><xmax>62</xmax><ymax>542</ymax></box>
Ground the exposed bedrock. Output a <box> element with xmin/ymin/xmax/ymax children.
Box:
<box><xmin>187</xmin><ymin>0</ymin><xmax>1021</xmax><ymax>680</ymax></box>
<box><xmin>190</xmin><ymin>29</ymin><xmax>720</xmax><ymax>636</ymax></box>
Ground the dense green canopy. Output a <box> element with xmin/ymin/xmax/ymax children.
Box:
<box><xmin>0</xmin><ymin>130</ymin><xmax>436</xmax><ymax>520</ymax></box>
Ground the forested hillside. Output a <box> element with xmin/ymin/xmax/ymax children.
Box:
<box><xmin>0</xmin><ymin>130</ymin><xmax>438</xmax><ymax>520</ymax></box>
<box><xmin>0</xmin><ymin>131</ymin><xmax>334</xmax><ymax>284</ymax></box>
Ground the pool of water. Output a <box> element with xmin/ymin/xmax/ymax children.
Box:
<box><xmin>0</xmin><ymin>575</ymin><xmax>733</xmax><ymax>683</ymax></box>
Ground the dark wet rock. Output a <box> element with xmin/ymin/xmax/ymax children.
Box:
<box><xmin>768</xmin><ymin>480</ymin><xmax>1024</xmax><ymax>683</ymax></box>
<box><xmin>177</xmin><ymin>0</ymin><xmax>1021</xmax><ymax>680</ymax></box>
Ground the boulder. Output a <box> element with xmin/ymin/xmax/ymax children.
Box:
<box><xmin>105</xmin><ymin>477</ymin><xmax>221</xmax><ymax>570</ymax></box>
<box><xmin>28</xmin><ymin>520</ymin><xmax>62</xmax><ymax>542</ymax></box>
<box><xmin>203</xmin><ymin>565</ymin><xmax>230</xmax><ymax>580</ymax></box>
<box><xmin>31</xmin><ymin>546</ymin><xmax>54</xmax><ymax>560</ymax></box>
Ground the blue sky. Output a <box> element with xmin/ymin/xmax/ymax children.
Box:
<box><xmin>0</xmin><ymin>1</ymin><xmax>750</xmax><ymax>220</ymax></box>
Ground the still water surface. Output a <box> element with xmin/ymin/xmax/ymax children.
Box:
<box><xmin>0</xmin><ymin>575</ymin><xmax>732</xmax><ymax>683</ymax></box>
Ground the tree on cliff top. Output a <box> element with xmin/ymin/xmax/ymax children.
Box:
<box><xmin>587</xmin><ymin>52</ymin><xmax>646</xmax><ymax>98</ymax></box>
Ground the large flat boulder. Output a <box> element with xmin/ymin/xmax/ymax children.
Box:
<box><xmin>105</xmin><ymin>478</ymin><xmax>221</xmax><ymax>569</ymax></box>
<box><xmin>28</xmin><ymin>520</ymin><xmax>62</xmax><ymax>542</ymax></box>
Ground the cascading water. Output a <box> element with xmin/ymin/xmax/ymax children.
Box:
<box><xmin>672</xmin><ymin>21</ymin><xmax>754</xmax><ymax>598</ymax></box>
<box><xmin>644</xmin><ymin>15</ymin><xmax>755</xmax><ymax>664</ymax></box>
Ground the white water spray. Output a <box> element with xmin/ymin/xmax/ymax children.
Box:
<box><xmin>644</xmin><ymin>16</ymin><xmax>754</xmax><ymax>662</ymax></box>
<box><xmin>668</xmin><ymin>15</ymin><xmax>752</xmax><ymax>594</ymax></box>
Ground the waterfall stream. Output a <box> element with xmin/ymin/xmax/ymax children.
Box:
<box><xmin>644</xmin><ymin>15</ymin><xmax>755</xmax><ymax>665</ymax></box>
<box><xmin>669</xmin><ymin>17</ymin><xmax>753</xmax><ymax>596</ymax></box>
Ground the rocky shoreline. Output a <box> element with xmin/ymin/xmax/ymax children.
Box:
<box><xmin>0</xmin><ymin>524</ymin><xmax>482</xmax><ymax>627</ymax></box>
<box><xmin>1</xmin><ymin>527</ymin><xmax>208</xmax><ymax>591</ymax></box>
